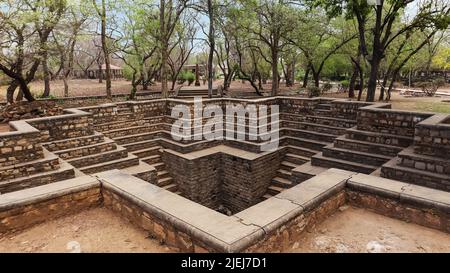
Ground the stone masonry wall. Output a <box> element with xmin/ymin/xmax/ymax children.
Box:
<box><xmin>330</xmin><ymin>100</ymin><xmax>373</xmax><ymax>120</ymax></box>
<box><xmin>414</xmin><ymin>114</ymin><xmax>450</xmax><ymax>159</ymax></box>
<box><xmin>0</xmin><ymin>187</ymin><xmax>101</xmax><ymax>234</ymax></box>
<box><xmin>163</xmin><ymin>151</ymin><xmax>222</xmax><ymax>210</ymax></box>
<box><xmin>357</xmin><ymin>104</ymin><xmax>432</xmax><ymax>137</ymax></box>
<box><xmin>29</xmin><ymin>110</ymin><xmax>94</xmax><ymax>142</ymax></box>
<box><xmin>221</xmin><ymin>151</ymin><xmax>283</xmax><ymax>213</ymax></box>
<box><xmin>0</xmin><ymin>121</ymin><xmax>44</xmax><ymax>167</ymax></box>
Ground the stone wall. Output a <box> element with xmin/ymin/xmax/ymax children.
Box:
<box><xmin>414</xmin><ymin>114</ymin><xmax>450</xmax><ymax>158</ymax></box>
<box><xmin>79</xmin><ymin>104</ymin><xmax>118</xmax><ymax>125</ymax></box>
<box><xmin>28</xmin><ymin>109</ymin><xmax>94</xmax><ymax>142</ymax></box>
<box><xmin>357</xmin><ymin>104</ymin><xmax>432</xmax><ymax>137</ymax></box>
<box><xmin>163</xmin><ymin>150</ymin><xmax>222</xmax><ymax>210</ymax></box>
<box><xmin>221</xmin><ymin>151</ymin><xmax>282</xmax><ymax>213</ymax></box>
<box><xmin>279</xmin><ymin>97</ymin><xmax>317</xmax><ymax>114</ymax></box>
<box><xmin>0</xmin><ymin>176</ymin><xmax>100</xmax><ymax>234</ymax></box>
<box><xmin>0</xmin><ymin>121</ymin><xmax>44</xmax><ymax>167</ymax></box>
<box><xmin>163</xmin><ymin>146</ymin><xmax>282</xmax><ymax>214</ymax></box>
<box><xmin>330</xmin><ymin>100</ymin><xmax>373</xmax><ymax>120</ymax></box>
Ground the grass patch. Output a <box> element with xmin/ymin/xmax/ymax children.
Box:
<box><xmin>412</xmin><ymin>102</ymin><xmax>450</xmax><ymax>113</ymax></box>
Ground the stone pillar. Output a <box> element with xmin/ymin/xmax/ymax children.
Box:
<box><xmin>195</xmin><ymin>63</ymin><xmax>201</xmax><ymax>86</ymax></box>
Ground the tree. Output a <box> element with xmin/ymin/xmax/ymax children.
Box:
<box><xmin>158</xmin><ymin>0</ymin><xmax>190</xmax><ymax>98</ymax></box>
<box><xmin>0</xmin><ymin>0</ymin><xmax>66</xmax><ymax>103</ymax></box>
<box><xmin>239</xmin><ymin>0</ymin><xmax>298</xmax><ymax>96</ymax></box>
<box><xmin>92</xmin><ymin>0</ymin><xmax>113</xmax><ymax>99</ymax></box>
<box><xmin>318</xmin><ymin>0</ymin><xmax>450</xmax><ymax>102</ymax></box>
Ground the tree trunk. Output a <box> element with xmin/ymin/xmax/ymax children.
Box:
<box><xmin>349</xmin><ymin>67</ymin><xmax>357</xmax><ymax>98</ymax></box>
<box><xmin>207</xmin><ymin>0</ymin><xmax>215</xmax><ymax>98</ymax></box>
<box><xmin>18</xmin><ymin>79</ymin><xmax>34</xmax><ymax>102</ymax></box>
<box><xmin>367</xmin><ymin>56</ymin><xmax>381</xmax><ymax>102</ymax></box>
<box><xmin>302</xmin><ymin>66</ymin><xmax>310</xmax><ymax>88</ymax></box>
<box><xmin>313</xmin><ymin>72</ymin><xmax>320</xmax><ymax>88</ymax></box>
<box><xmin>63</xmin><ymin>78</ymin><xmax>69</xmax><ymax>97</ymax></box>
<box><xmin>42</xmin><ymin>49</ymin><xmax>51</xmax><ymax>97</ymax></box>
<box><xmin>6</xmin><ymin>81</ymin><xmax>19</xmax><ymax>104</ymax></box>
<box><xmin>100</xmin><ymin>0</ymin><xmax>111</xmax><ymax>99</ymax></box>
<box><xmin>271</xmin><ymin>48</ymin><xmax>279</xmax><ymax>96</ymax></box>
<box><xmin>160</xmin><ymin>0</ymin><xmax>169</xmax><ymax>98</ymax></box>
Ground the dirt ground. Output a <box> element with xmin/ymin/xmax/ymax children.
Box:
<box><xmin>0</xmin><ymin>207</ymin><xmax>174</xmax><ymax>253</ymax></box>
<box><xmin>0</xmin><ymin>123</ymin><xmax>10</xmax><ymax>132</ymax></box>
<box><xmin>1</xmin><ymin>79</ymin><xmax>450</xmax><ymax>113</ymax></box>
<box><xmin>289</xmin><ymin>206</ymin><xmax>450</xmax><ymax>253</ymax></box>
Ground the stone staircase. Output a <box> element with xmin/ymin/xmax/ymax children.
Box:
<box><xmin>0</xmin><ymin>147</ymin><xmax>75</xmax><ymax>194</ymax></box>
<box><xmin>94</xmin><ymin>116</ymin><xmax>179</xmax><ymax>194</ymax></box>
<box><xmin>43</xmin><ymin>131</ymin><xmax>150</xmax><ymax>179</ymax></box>
<box><xmin>311</xmin><ymin>126</ymin><xmax>411</xmax><ymax>174</ymax></box>
<box><xmin>176</xmin><ymin>87</ymin><xmax>218</xmax><ymax>98</ymax></box>
<box><xmin>262</xmin><ymin>146</ymin><xmax>315</xmax><ymax>199</ymax></box>
<box><xmin>262</xmin><ymin>109</ymin><xmax>356</xmax><ymax>199</ymax></box>
<box><xmin>381</xmin><ymin>146</ymin><xmax>450</xmax><ymax>191</ymax></box>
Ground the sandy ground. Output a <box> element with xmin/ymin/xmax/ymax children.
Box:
<box><xmin>1</xmin><ymin>79</ymin><xmax>450</xmax><ymax>113</ymax></box>
<box><xmin>0</xmin><ymin>207</ymin><xmax>174</xmax><ymax>253</ymax></box>
<box><xmin>0</xmin><ymin>123</ymin><xmax>11</xmax><ymax>132</ymax></box>
<box><xmin>289</xmin><ymin>206</ymin><xmax>450</xmax><ymax>253</ymax></box>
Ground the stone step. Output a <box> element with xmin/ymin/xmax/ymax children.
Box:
<box><xmin>157</xmin><ymin>170</ymin><xmax>170</xmax><ymax>179</ymax></box>
<box><xmin>322</xmin><ymin>144</ymin><xmax>392</xmax><ymax>166</ymax></box>
<box><xmin>121</xmin><ymin>161</ymin><xmax>155</xmax><ymax>182</ymax></box>
<box><xmin>0</xmin><ymin>160</ymin><xmax>75</xmax><ymax>194</ymax></box>
<box><xmin>163</xmin><ymin>183</ymin><xmax>178</xmax><ymax>192</ymax></box>
<box><xmin>267</xmin><ymin>185</ymin><xmax>284</xmax><ymax>195</ymax></box>
<box><xmin>150</xmin><ymin>162</ymin><xmax>165</xmax><ymax>172</ymax></box>
<box><xmin>276</xmin><ymin>169</ymin><xmax>292</xmax><ymax>180</ymax></box>
<box><xmin>316</xmin><ymin>103</ymin><xmax>331</xmax><ymax>110</ymax></box>
<box><xmin>280</xmin><ymin>161</ymin><xmax>299</xmax><ymax>171</ymax></box>
<box><xmin>346</xmin><ymin>127</ymin><xmax>412</xmax><ymax>147</ymax></box>
<box><xmin>104</xmin><ymin>125</ymin><xmax>154</xmax><ymax>138</ymax></box>
<box><xmin>286</xmin><ymin>136</ymin><xmax>330</xmax><ymax>151</ymax></box>
<box><xmin>114</xmin><ymin>131</ymin><xmax>159</xmax><ymax>145</ymax></box>
<box><xmin>43</xmin><ymin>132</ymin><xmax>104</xmax><ymax>152</ymax></box>
<box><xmin>157</xmin><ymin>177</ymin><xmax>173</xmax><ymax>187</ymax></box>
<box><xmin>282</xmin><ymin>121</ymin><xmax>347</xmax><ymax>136</ymax></box>
<box><xmin>116</xmin><ymin>112</ymin><xmax>135</xmax><ymax>121</ymax></box>
<box><xmin>0</xmin><ymin>150</ymin><xmax>60</xmax><ymax>181</ymax></box>
<box><xmin>132</xmin><ymin>146</ymin><xmax>162</xmax><ymax>158</ymax></box>
<box><xmin>291</xmin><ymin>161</ymin><xmax>327</xmax><ymax>183</ymax></box>
<box><xmin>286</xmin><ymin>145</ymin><xmax>319</xmax><ymax>157</ymax></box>
<box><xmin>142</xmin><ymin>154</ymin><xmax>161</xmax><ymax>165</ymax></box>
<box><xmin>67</xmin><ymin>146</ymin><xmax>128</xmax><ymax>168</ymax></box>
<box><xmin>313</xmin><ymin>109</ymin><xmax>332</xmax><ymax>117</ymax></box>
<box><xmin>381</xmin><ymin>157</ymin><xmax>450</xmax><ymax>192</ymax></box>
<box><xmin>53</xmin><ymin>138</ymin><xmax>117</xmax><ymax>160</ymax></box>
<box><xmin>262</xmin><ymin>193</ymin><xmax>273</xmax><ymax>200</ymax></box>
<box><xmin>272</xmin><ymin>177</ymin><xmax>292</xmax><ymax>188</ymax></box>
<box><xmin>121</xmin><ymin>139</ymin><xmax>160</xmax><ymax>152</ymax></box>
<box><xmin>284</xmin><ymin>128</ymin><xmax>336</xmax><ymax>143</ymax></box>
<box><xmin>311</xmin><ymin>152</ymin><xmax>378</xmax><ymax>174</ymax></box>
<box><xmin>78</xmin><ymin>154</ymin><xmax>139</xmax><ymax>174</ymax></box>
<box><xmin>334</xmin><ymin>135</ymin><xmax>403</xmax><ymax>157</ymax></box>
<box><xmin>304</xmin><ymin>115</ymin><xmax>356</xmax><ymax>128</ymax></box>
<box><xmin>396</xmin><ymin>146</ymin><xmax>450</xmax><ymax>174</ymax></box>
<box><xmin>285</xmin><ymin>153</ymin><xmax>309</xmax><ymax>165</ymax></box>
<box><xmin>94</xmin><ymin>120</ymin><xmax>145</xmax><ymax>132</ymax></box>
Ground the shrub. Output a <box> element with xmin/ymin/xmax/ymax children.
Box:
<box><xmin>322</xmin><ymin>82</ymin><xmax>333</xmax><ymax>92</ymax></box>
<box><xmin>307</xmin><ymin>86</ymin><xmax>321</xmax><ymax>98</ymax></box>
<box><xmin>415</xmin><ymin>78</ymin><xmax>446</xmax><ymax>97</ymax></box>
<box><xmin>340</xmin><ymin>80</ymin><xmax>350</xmax><ymax>88</ymax></box>
<box><xmin>180</xmin><ymin>71</ymin><xmax>195</xmax><ymax>86</ymax></box>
